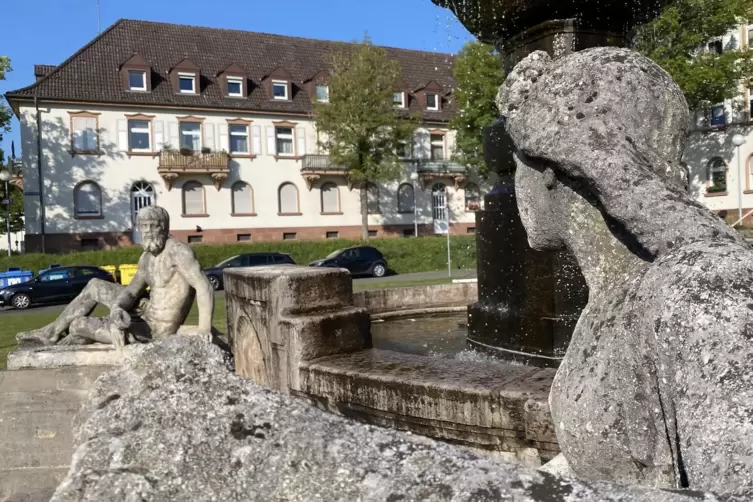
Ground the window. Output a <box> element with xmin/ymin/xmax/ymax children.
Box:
<box><xmin>402</xmin><ymin>228</ymin><xmax>414</xmax><ymax>238</ymax></box>
<box><xmin>467</xmin><ymin>227</ymin><xmax>476</xmax><ymax>235</ymax></box>
<box><xmin>179</xmin><ymin>72</ymin><xmax>196</xmax><ymax>93</ymax></box>
<box><xmin>128</xmin><ymin>70</ymin><xmax>146</xmax><ymax>91</ymax></box>
<box><xmin>427</xmin><ymin>93</ymin><xmax>439</xmax><ymax>110</ymax></box>
<box><xmin>39</xmin><ymin>269</ymin><xmax>71</xmax><ymax>282</ymax></box>
<box><xmin>430</xmin><ymin>134</ymin><xmax>445</xmax><ymax>160</ymax></box>
<box><xmin>396</xmin><ymin>140</ymin><xmax>409</xmax><ymax>158</ymax></box>
<box><xmin>272</xmin><ymin>80</ymin><xmax>288</xmax><ymax>100</ymax></box>
<box><xmin>465</xmin><ymin>183</ymin><xmax>480</xmax><ymax>211</ymax></box>
<box><xmin>368</xmin><ymin>230</ymin><xmax>378</xmax><ymax>238</ymax></box>
<box><xmin>229</xmin><ymin>124</ymin><xmax>250</xmax><ymax>154</ymax></box>
<box><xmin>707</xmin><ymin>158</ymin><xmax>727</xmax><ymax>193</ymax></box>
<box><xmin>315</xmin><ymin>84</ymin><xmax>329</xmax><ymax>103</ymax></box>
<box><xmin>748</xmin><ymin>24</ymin><xmax>753</xmax><ymax>48</ymax></box>
<box><xmin>749</xmin><ymin>86</ymin><xmax>753</xmax><ymax>120</ymax></box>
<box><xmin>326</xmin><ymin>231</ymin><xmax>339</xmax><ymax>239</ymax></box>
<box><xmin>397</xmin><ymin>183</ymin><xmax>414</xmax><ymax>213</ymax></box>
<box><xmin>278</xmin><ymin>182</ymin><xmax>299</xmax><ymax>214</ymax></box>
<box><xmin>708</xmin><ymin>40</ymin><xmax>723</xmax><ymax>54</ymax></box>
<box><xmin>180</xmin><ymin>122</ymin><xmax>202</xmax><ymax>151</ymax></box>
<box><xmin>710</xmin><ymin>105</ymin><xmax>726</xmax><ymax>127</ymax></box>
<box><xmin>275</xmin><ymin>127</ymin><xmax>294</xmax><ymax>156</ymax></box>
<box><xmin>320</xmin><ymin>182</ymin><xmax>339</xmax><ymax>213</ymax></box>
<box><xmin>283</xmin><ymin>232</ymin><xmax>297</xmax><ymax>240</ymax></box>
<box><xmin>128</xmin><ymin>119</ymin><xmax>151</xmax><ymax>151</ymax></box>
<box><xmin>232</xmin><ymin>181</ymin><xmax>253</xmax><ymax>214</ymax></box>
<box><xmin>182</xmin><ymin>181</ymin><xmax>205</xmax><ymax>215</ymax></box>
<box><xmin>188</xmin><ymin>235</ymin><xmax>203</xmax><ymax>244</ymax></box>
<box><xmin>74</xmin><ymin>181</ymin><xmax>102</xmax><ymax>217</ymax></box>
<box><xmin>367</xmin><ymin>183</ymin><xmax>380</xmax><ymax>214</ymax></box>
<box><xmin>72</xmin><ymin>117</ymin><xmax>97</xmax><ymax>152</ymax></box>
<box><xmin>80</xmin><ymin>238</ymin><xmax>100</xmax><ymax>250</ymax></box>
<box><xmin>393</xmin><ymin>91</ymin><xmax>405</xmax><ymax>108</ymax></box>
<box><xmin>237</xmin><ymin>234</ymin><xmax>251</xmax><ymax>242</ymax></box>
<box><xmin>227</xmin><ymin>77</ymin><xmax>243</xmax><ymax>97</ymax></box>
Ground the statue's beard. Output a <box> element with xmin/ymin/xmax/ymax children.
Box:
<box><xmin>142</xmin><ymin>234</ymin><xmax>167</xmax><ymax>254</ymax></box>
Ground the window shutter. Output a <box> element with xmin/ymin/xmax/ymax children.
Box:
<box><xmin>232</xmin><ymin>182</ymin><xmax>253</xmax><ymax>214</ymax></box>
<box><xmin>321</xmin><ymin>183</ymin><xmax>338</xmax><ymax>213</ymax></box>
<box><xmin>218</xmin><ymin>124</ymin><xmax>228</xmax><ymax>152</ymax></box>
<box><xmin>266</xmin><ymin>127</ymin><xmax>276</xmax><ymax>155</ymax></box>
<box><xmin>117</xmin><ymin>119</ymin><xmax>128</xmax><ymax>151</ymax></box>
<box><xmin>252</xmin><ymin>125</ymin><xmax>262</xmax><ymax>155</ymax></box>
<box><xmin>153</xmin><ymin>121</ymin><xmax>165</xmax><ymax>150</ymax></box>
<box><xmin>168</xmin><ymin>122</ymin><xmax>179</xmax><ymax>148</ymax></box>
<box><xmin>204</xmin><ymin>123</ymin><xmax>215</xmax><ymax>151</ymax></box>
<box><xmin>182</xmin><ymin>182</ymin><xmax>205</xmax><ymax>215</ymax></box>
<box><xmin>279</xmin><ymin>183</ymin><xmax>298</xmax><ymax>213</ymax></box>
<box><xmin>296</xmin><ymin>127</ymin><xmax>306</xmax><ymax>156</ymax></box>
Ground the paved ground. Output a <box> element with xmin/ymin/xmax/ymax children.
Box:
<box><xmin>0</xmin><ymin>269</ymin><xmax>477</xmax><ymax>317</ymax></box>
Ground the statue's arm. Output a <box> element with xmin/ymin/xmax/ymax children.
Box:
<box><xmin>175</xmin><ymin>245</ymin><xmax>214</xmax><ymax>333</ymax></box>
<box><xmin>114</xmin><ymin>259</ymin><xmax>148</xmax><ymax>312</ymax></box>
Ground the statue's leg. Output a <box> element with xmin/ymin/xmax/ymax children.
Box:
<box><xmin>62</xmin><ymin>313</ymin><xmax>153</xmax><ymax>347</ymax></box>
<box><xmin>16</xmin><ymin>279</ymin><xmax>125</xmax><ymax>345</ymax></box>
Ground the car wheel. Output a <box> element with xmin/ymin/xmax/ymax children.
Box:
<box><xmin>372</xmin><ymin>263</ymin><xmax>387</xmax><ymax>278</ymax></box>
<box><xmin>207</xmin><ymin>275</ymin><xmax>221</xmax><ymax>291</ymax></box>
<box><xmin>12</xmin><ymin>293</ymin><xmax>31</xmax><ymax>310</ymax></box>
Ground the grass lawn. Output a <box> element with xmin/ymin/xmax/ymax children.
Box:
<box><xmin>0</xmin><ymin>276</ymin><xmax>461</xmax><ymax>370</ymax></box>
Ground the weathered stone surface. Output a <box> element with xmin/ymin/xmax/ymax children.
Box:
<box><xmin>16</xmin><ymin>205</ymin><xmax>214</xmax><ymax>347</ymax></box>
<box><xmin>7</xmin><ymin>344</ymin><xmax>143</xmax><ymax>370</ymax></box>
<box><xmin>52</xmin><ymin>337</ymin><xmax>713</xmax><ymax>501</ymax></box>
<box><xmin>498</xmin><ymin>47</ymin><xmax>753</xmax><ymax>498</ymax></box>
<box><xmin>225</xmin><ymin>266</ymin><xmax>371</xmax><ymax>393</ymax></box>
<box><xmin>353</xmin><ymin>282</ymin><xmax>477</xmax><ymax>314</ymax></box>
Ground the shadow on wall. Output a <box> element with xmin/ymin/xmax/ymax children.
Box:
<box><xmin>24</xmin><ymin>114</ymin><xmax>148</xmax><ymax>252</ymax></box>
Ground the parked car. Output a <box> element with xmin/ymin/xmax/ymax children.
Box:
<box><xmin>0</xmin><ymin>266</ymin><xmax>116</xmax><ymax>310</ymax></box>
<box><xmin>203</xmin><ymin>252</ymin><xmax>295</xmax><ymax>291</ymax></box>
<box><xmin>309</xmin><ymin>246</ymin><xmax>388</xmax><ymax>277</ymax></box>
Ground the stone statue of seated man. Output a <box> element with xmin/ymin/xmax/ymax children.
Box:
<box><xmin>17</xmin><ymin>206</ymin><xmax>215</xmax><ymax>347</ymax></box>
<box><xmin>498</xmin><ymin>48</ymin><xmax>753</xmax><ymax>498</ymax></box>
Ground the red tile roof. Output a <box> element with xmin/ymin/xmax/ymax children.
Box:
<box><xmin>8</xmin><ymin>19</ymin><xmax>458</xmax><ymax>123</ymax></box>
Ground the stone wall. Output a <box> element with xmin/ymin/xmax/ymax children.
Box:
<box><xmin>353</xmin><ymin>282</ymin><xmax>478</xmax><ymax>313</ymax></box>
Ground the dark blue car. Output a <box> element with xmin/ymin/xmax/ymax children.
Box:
<box><xmin>0</xmin><ymin>266</ymin><xmax>116</xmax><ymax>310</ymax></box>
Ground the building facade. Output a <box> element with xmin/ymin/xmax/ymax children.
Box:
<box><xmin>6</xmin><ymin>20</ymin><xmax>486</xmax><ymax>253</ymax></box>
<box><xmin>684</xmin><ymin>22</ymin><xmax>753</xmax><ymax>224</ymax></box>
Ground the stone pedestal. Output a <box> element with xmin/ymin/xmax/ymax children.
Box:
<box><xmin>224</xmin><ymin>265</ymin><xmax>371</xmax><ymax>393</ymax></box>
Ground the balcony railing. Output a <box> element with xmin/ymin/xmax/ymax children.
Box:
<box><xmin>301</xmin><ymin>154</ymin><xmax>348</xmax><ymax>172</ymax></box>
<box><xmin>158</xmin><ymin>150</ymin><xmax>230</xmax><ymax>191</ymax></box>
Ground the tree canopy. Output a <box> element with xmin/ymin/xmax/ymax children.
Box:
<box><xmin>634</xmin><ymin>0</ymin><xmax>753</xmax><ymax>110</ymax></box>
<box><xmin>0</xmin><ymin>56</ymin><xmax>23</xmax><ymax>239</ymax></box>
<box><xmin>449</xmin><ymin>41</ymin><xmax>505</xmax><ymax>176</ymax></box>
<box><xmin>314</xmin><ymin>38</ymin><xmax>416</xmax><ymax>240</ymax></box>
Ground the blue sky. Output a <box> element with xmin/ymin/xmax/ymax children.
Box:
<box><xmin>0</xmin><ymin>0</ymin><xmax>474</xmax><ymax>158</ymax></box>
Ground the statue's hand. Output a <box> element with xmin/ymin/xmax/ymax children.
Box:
<box><xmin>110</xmin><ymin>306</ymin><xmax>132</xmax><ymax>330</ymax></box>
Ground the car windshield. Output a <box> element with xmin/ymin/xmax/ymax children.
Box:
<box><xmin>325</xmin><ymin>249</ymin><xmax>345</xmax><ymax>259</ymax></box>
<box><xmin>216</xmin><ymin>255</ymin><xmax>241</xmax><ymax>267</ymax></box>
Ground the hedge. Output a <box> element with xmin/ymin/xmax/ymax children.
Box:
<box><xmin>0</xmin><ymin>236</ymin><xmax>477</xmax><ymax>276</ymax></box>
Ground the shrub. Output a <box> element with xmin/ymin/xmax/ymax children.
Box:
<box><xmin>0</xmin><ymin>236</ymin><xmax>477</xmax><ymax>276</ymax></box>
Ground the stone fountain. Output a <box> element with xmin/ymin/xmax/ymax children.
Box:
<box><xmin>434</xmin><ymin>0</ymin><xmax>670</xmax><ymax>367</ymax></box>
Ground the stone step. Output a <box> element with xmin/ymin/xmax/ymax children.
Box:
<box><xmin>0</xmin><ymin>367</ymin><xmax>108</xmax><ymax>502</ymax></box>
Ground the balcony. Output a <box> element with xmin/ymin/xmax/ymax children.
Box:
<box><xmin>416</xmin><ymin>159</ymin><xmax>468</xmax><ymax>189</ymax></box>
<box><xmin>301</xmin><ymin>154</ymin><xmax>351</xmax><ymax>190</ymax></box>
<box><xmin>158</xmin><ymin>150</ymin><xmax>230</xmax><ymax>191</ymax></box>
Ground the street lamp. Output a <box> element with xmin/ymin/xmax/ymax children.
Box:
<box><xmin>0</xmin><ymin>169</ymin><xmax>11</xmax><ymax>257</ymax></box>
<box><xmin>732</xmin><ymin>133</ymin><xmax>747</xmax><ymax>224</ymax></box>
<box><xmin>410</xmin><ymin>172</ymin><xmax>419</xmax><ymax>237</ymax></box>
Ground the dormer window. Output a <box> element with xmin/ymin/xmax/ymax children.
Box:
<box><xmin>128</xmin><ymin>71</ymin><xmax>146</xmax><ymax>91</ymax></box>
<box><xmin>179</xmin><ymin>73</ymin><xmax>196</xmax><ymax>94</ymax></box>
<box><xmin>393</xmin><ymin>91</ymin><xmax>405</xmax><ymax>108</ymax></box>
<box><xmin>227</xmin><ymin>77</ymin><xmax>244</xmax><ymax>97</ymax></box>
<box><xmin>272</xmin><ymin>80</ymin><xmax>289</xmax><ymax>100</ymax></box>
<box><xmin>427</xmin><ymin>93</ymin><xmax>439</xmax><ymax>111</ymax></box>
<box><xmin>315</xmin><ymin>84</ymin><xmax>329</xmax><ymax>103</ymax></box>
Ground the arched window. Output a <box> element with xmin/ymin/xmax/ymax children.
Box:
<box><xmin>182</xmin><ymin>180</ymin><xmax>205</xmax><ymax>215</ymax></box>
<box><xmin>231</xmin><ymin>181</ymin><xmax>254</xmax><ymax>215</ymax></box>
<box><xmin>707</xmin><ymin>158</ymin><xmax>727</xmax><ymax>193</ymax></box>
<box><xmin>397</xmin><ymin>183</ymin><xmax>414</xmax><ymax>213</ymax></box>
<box><xmin>367</xmin><ymin>183</ymin><xmax>380</xmax><ymax>214</ymax></box>
<box><xmin>278</xmin><ymin>182</ymin><xmax>299</xmax><ymax>214</ymax></box>
<box><xmin>465</xmin><ymin>183</ymin><xmax>480</xmax><ymax>211</ymax></box>
<box><xmin>74</xmin><ymin>181</ymin><xmax>102</xmax><ymax>217</ymax></box>
<box><xmin>320</xmin><ymin>182</ymin><xmax>340</xmax><ymax>214</ymax></box>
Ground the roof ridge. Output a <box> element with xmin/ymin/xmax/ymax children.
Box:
<box><xmin>118</xmin><ymin>18</ymin><xmax>457</xmax><ymax>59</ymax></box>
<box><xmin>6</xmin><ymin>19</ymin><xmax>126</xmax><ymax>97</ymax></box>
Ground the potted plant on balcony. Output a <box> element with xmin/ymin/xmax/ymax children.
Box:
<box><xmin>180</xmin><ymin>146</ymin><xmax>194</xmax><ymax>156</ymax></box>
<box><xmin>201</xmin><ymin>146</ymin><xmax>212</xmax><ymax>154</ymax></box>
<box><xmin>466</xmin><ymin>201</ymin><xmax>481</xmax><ymax>211</ymax></box>
<box><xmin>162</xmin><ymin>144</ymin><xmax>177</xmax><ymax>154</ymax></box>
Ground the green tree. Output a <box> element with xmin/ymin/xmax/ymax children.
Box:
<box><xmin>0</xmin><ymin>57</ymin><xmax>21</xmax><ymax>239</ymax></box>
<box><xmin>634</xmin><ymin>0</ymin><xmax>753</xmax><ymax>111</ymax></box>
<box><xmin>0</xmin><ymin>56</ymin><xmax>11</xmax><ymax>150</ymax></box>
<box><xmin>449</xmin><ymin>41</ymin><xmax>505</xmax><ymax>176</ymax></box>
<box><xmin>314</xmin><ymin>38</ymin><xmax>416</xmax><ymax>241</ymax></box>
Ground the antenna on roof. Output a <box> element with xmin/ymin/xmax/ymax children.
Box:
<box><xmin>97</xmin><ymin>0</ymin><xmax>101</xmax><ymax>34</ymax></box>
